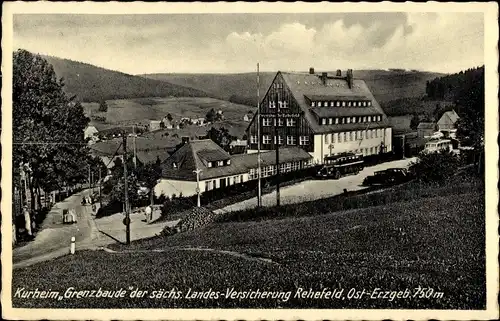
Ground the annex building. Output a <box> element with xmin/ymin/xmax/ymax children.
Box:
<box><xmin>155</xmin><ymin>139</ymin><xmax>313</xmax><ymax>198</ymax></box>
<box><xmin>246</xmin><ymin>68</ymin><xmax>392</xmax><ymax>164</ymax></box>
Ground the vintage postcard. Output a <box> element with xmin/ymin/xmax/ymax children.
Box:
<box><xmin>2</xmin><ymin>2</ymin><xmax>498</xmax><ymax>320</ymax></box>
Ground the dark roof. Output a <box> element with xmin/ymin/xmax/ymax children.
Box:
<box><xmin>136</xmin><ymin>148</ymin><xmax>171</xmax><ymax>165</ymax></box>
<box><xmin>438</xmin><ymin>110</ymin><xmax>460</xmax><ymax>125</ymax></box>
<box><xmin>279</xmin><ymin>72</ymin><xmax>390</xmax><ymax>134</ymax></box>
<box><xmin>417</xmin><ymin>122</ymin><xmax>436</xmax><ymax>129</ymax></box>
<box><xmin>311</xmin><ymin>106</ymin><xmax>382</xmax><ymax>118</ymax></box>
<box><xmin>305</xmin><ymin>94</ymin><xmax>369</xmax><ymax>101</ymax></box>
<box><xmin>197</xmin><ymin>149</ymin><xmax>231</xmax><ymax>162</ymax></box>
<box><xmin>160</xmin><ymin>141</ymin><xmax>312</xmax><ymax>181</ymax></box>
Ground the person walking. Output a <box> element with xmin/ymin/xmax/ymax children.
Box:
<box><xmin>23</xmin><ymin>205</ymin><xmax>32</xmax><ymax>237</ymax></box>
<box><xmin>145</xmin><ymin>205</ymin><xmax>152</xmax><ymax>224</ymax></box>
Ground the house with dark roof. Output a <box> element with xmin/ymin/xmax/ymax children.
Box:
<box><xmin>154</xmin><ymin>139</ymin><xmax>313</xmax><ymax>198</ymax></box>
<box><xmin>246</xmin><ymin>69</ymin><xmax>392</xmax><ymax>164</ymax></box>
<box><xmin>417</xmin><ymin>122</ymin><xmax>437</xmax><ymax>138</ymax></box>
<box><xmin>437</xmin><ymin>110</ymin><xmax>460</xmax><ymax>137</ymax></box>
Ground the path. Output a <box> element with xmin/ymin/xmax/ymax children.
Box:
<box><xmin>215</xmin><ymin>158</ymin><xmax>417</xmax><ymax>213</ymax></box>
<box><xmin>13</xmin><ymin>189</ymin><xmax>96</xmax><ymax>268</ymax></box>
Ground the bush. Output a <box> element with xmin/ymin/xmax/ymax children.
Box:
<box><xmin>409</xmin><ymin>150</ymin><xmax>461</xmax><ymax>183</ymax></box>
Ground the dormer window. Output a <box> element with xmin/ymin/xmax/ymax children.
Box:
<box><xmin>226</xmin><ymin>159</ymin><xmax>231</xmax><ymax>165</ymax></box>
<box><xmin>311</xmin><ymin>101</ymin><xmax>315</xmax><ymax>107</ymax></box>
<box><xmin>321</xmin><ymin>118</ymin><xmax>326</xmax><ymax>125</ymax></box>
<box><xmin>318</xmin><ymin>102</ymin><xmax>322</xmax><ymax>107</ymax></box>
<box><xmin>330</xmin><ymin>102</ymin><xmax>334</xmax><ymax>107</ymax></box>
<box><xmin>217</xmin><ymin>161</ymin><xmax>224</xmax><ymax>167</ymax></box>
<box><xmin>368</xmin><ymin>101</ymin><xmax>372</xmax><ymax>106</ymax></box>
<box><xmin>342</xmin><ymin>102</ymin><xmax>346</xmax><ymax>107</ymax></box>
<box><xmin>336</xmin><ymin>102</ymin><xmax>340</xmax><ymax>107</ymax></box>
<box><xmin>207</xmin><ymin>162</ymin><xmax>212</xmax><ymax>168</ymax></box>
<box><xmin>324</xmin><ymin>101</ymin><xmax>328</xmax><ymax>107</ymax></box>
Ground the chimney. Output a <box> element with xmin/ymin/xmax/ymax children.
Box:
<box><xmin>321</xmin><ymin>72</ymin><xmax>327</xmax><ymax>85</ymax></box>
<box><xmin>309</xmin><ymin>67</ymin><xmax>315</xmax><ymax>74</ymax></box>
<box><xmin>346</xmin><ymin>69</ymin><xmax>353</xmax><ymax>89</ymax></box>
<box><xmin>336</xmin><ymin>69</ymin><xmax>342</xmax><ymax>77</ymax></box>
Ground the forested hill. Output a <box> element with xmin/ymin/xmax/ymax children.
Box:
<box><xmin>40</xmin><ymin>54</ymin><xmax>210</xmax><ymax>103</ymax></box>
<box><xmin>425</xmin><ymin>66</ymin><xmax>484</xmax><ymax>102</ymax></box>
<box><xmin>142</xmin><ymin>69</ymin><xmax>445</xmax><ymax>106</ymax></box>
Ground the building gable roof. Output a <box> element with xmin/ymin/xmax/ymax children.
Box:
<box><xmin>417</xmin><ymin>122</ymin><xmax>436</xmax><ymax>129</ymax></box>
<box><xmin>438</xmin><ymin>110</ymin><xmax>460</xmax><ymax>125</ymax></box>
<box><xmin>279</xmin><ymin>72</ymin><xmax>390</xmax><ymax>134</ymax></box>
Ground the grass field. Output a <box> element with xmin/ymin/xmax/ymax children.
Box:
<box><xmin>12</xmin><ymin>176</ymin><xmax>485</xmax><ymax>309</ymax></box>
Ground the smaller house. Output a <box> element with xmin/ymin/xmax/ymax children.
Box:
<box><xmin>243</xmin><ymin>114</ymin><xmax>251</xmax><ymax>122</ymax></box>
<box><xmin>229</xmin><ymin>139</ymin><xmax>248</xmax><ymax>155</ymax></box>
<box><xmin>417</xmin><ymin>122</ymin><xmax>437</xmax><ymax>138</ymax></box>
<box><xmin>150</xmin><ymin>120</ymin><xmax>162</xmax><ymax>132</ymax></box>
<box><xmin>162</xmin><ymin>117</ymin><xmax>173</xmax><ymax>129</ymax></box>
<box><xmin>437</xmin><ymin>110</ymin><xmax>460</xmax><ymax>137</ymax></box>
<box><xmin>84</xmin><ymin>125</ymin><xmax>99</xmax><ymax>139</ymax></box>
<box><xmin>196</xmin><ymin>118</ymin><xmax>206</xmax><ymax>126</ymax></box>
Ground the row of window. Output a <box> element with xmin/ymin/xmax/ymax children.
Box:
<box><xmin>321</xmin><ymin>115</ymin><xmax>382</xmax><ymax>125</ymax></box>
<box><xmin>324</xmin><ymin>128</ymin><xmax>386</xmax><ymax>144</ymax></box>
<box><xmin>312</xmin><ymin>101</ymin><xmax>372</xmax><ymax>108</ymax></box>
<box><xmin>250</xmin><ymin>135</ymin><xmax>310</xmax><ymax>146</ymax></box>
<box><xmin>248</xmin><ymin>161</ymin><xmax>311</xmax><ymax>180</ymax></box>
<box><xmin>205</xmin><ymin>175</ymin><xmax>244</xmax><ymax>191</ymax></box>
<box><xmin>206</xmin><ymin>159</ymin><xmax>231</xmax><ymax>168</ymax></box>
<box><xmin>268</xmin><ymin>101</ymin><xmax>288</xmax><ymax>109</ymax></box>
<box><xmin>326</xmin><ymin>146</ymin><xmax>381</xmax><ymax>158</ymax></box>
<box><xmin>262</xmin><ymin>118</ymin><xmax>297</xmax><ymax>127</ymax></box>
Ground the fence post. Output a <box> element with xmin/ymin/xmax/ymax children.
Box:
<box><xmin>70</xmin><ymin>236</ymin><xmax>76</xmax><ymax>254</ymax></box>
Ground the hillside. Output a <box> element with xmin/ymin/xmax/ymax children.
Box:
<box><xmin>142</xmin><ymin>69</ymin><xmax>445</xmax><ymax>106</ymax></box>
<box><xmin>41</xmin><ymin>55</ymin><xmax>210</xmax><ymax>102</ymax></box>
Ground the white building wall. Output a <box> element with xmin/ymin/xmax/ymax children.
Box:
<box><xmin>313</xmin><ymin>127</ymin><xmax>393</xmax><ymax>164</ymax></box>
<box><xmin>155</xmin><ymin>173</ymin><xmax>251</xmax><ymax>198</ymax></box>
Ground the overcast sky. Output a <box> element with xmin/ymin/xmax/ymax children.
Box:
<box><xmin>13</xmin><ymin>12</ymin><xmax>484</xmax><ymax>75</ymax></box>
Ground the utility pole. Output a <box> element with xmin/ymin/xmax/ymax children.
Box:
<box><xmin>193</xmin><ymin>169</ymin><xmax>202</xmax><ymax>207</ymax></box>
<box><xmin>88</xmin><ymin>165</ymin><xmax>91</xmax><ymax>190</ymax></box>
<box><xmin>98</xmin><ymin>167</ymin><xmax>102</xmax><ymax>208</ymax></box>
<box><xmin>257</xmin><ymin>63</ymin><xmax>262</xmax><ymax>207</ymax></box>
<box><xmin>275</xmin><ymin>86</ymin><xmax>281</xmax><ymax>207</ymax></box>
<box><xmin>132</xmin><ymin>125</ymin><xmax>137</xmax><ymax>169</ymax></box>
<box><xmin>91</xmin><ymin>171</ymin><xmax>94</xmax><ymax>194</ymax></box>
<box><xmin>122</xmin><ymin>133</ymin><xmax>131</xmax><ymax>245</ymax></box>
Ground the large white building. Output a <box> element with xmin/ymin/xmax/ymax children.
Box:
<box><xmin>246</xmin><ymin>68</ymin><xmax>392</xmax><ymax>164</ymax></box>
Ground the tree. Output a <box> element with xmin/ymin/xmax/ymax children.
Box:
<box><xmin>409</xmin><ymin>113</ymin><xmax>420</xmax><ymax>130</ymax></box>
<box><xmin>167</xmin><ymin>113</ymin><xmax>173</xmax><ymax>122</ymax></box>
<box><xmin>207</xmin><ymin>126</ymin><xmax>235</xmax><ymax>152</ymax></box>
<box><xmin>98</xmin><ymin>100</ymin><xmax>108</xmax><ymax>112</ymax></box>
<box><xmin>409</xmin><ymin>150</ymin><xmax>460</xmax><ymax>184</ymax></box>
<box><xmin>205</xmin><ymin>108</ymin><xmax>216</xmax><ymax>123</ymax></box>
<box><xmin>135</xmin><ymin>162</ymin><xmax>162</xmax><ymax>206</ymax></box>
<box><xmin>13</xmin><ymin>49</ymin><xmax>89</xmax><ymax>211</ymax></box>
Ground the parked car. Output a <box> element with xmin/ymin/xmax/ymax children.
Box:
<box><xmin>363</xmin><ymin>168</ymin><xmax>414</xmax><ymax>186</ymax></box>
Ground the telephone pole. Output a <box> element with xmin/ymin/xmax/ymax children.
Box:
<box><xmin>193</xmin><ymin>169</ymin><xmax>202</xmax><ymax>207</ymax></box>
<box><xmin>257</xmin><ymin>63</ymin><xmax>262</xmax><ymax>207</ymax></box>
<box><xmin>275</xmin><ymin>88</ymin><xmax>281</xmax><ymax>207</ymax></box>
<box><xmin>122</xmin><ymin>134</ymin><xmax>131</xmax><ymax>245</ymax></box>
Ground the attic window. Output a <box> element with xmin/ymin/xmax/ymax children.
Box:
<box><xmin>311</xmin><ymin>101</ymin><xmax>315</xmax><ymax>107</ymax></box>
<box><xmin>336</xmin><ymin>102</ymin><xmax>340</xmax><ymax>107</ymax></box>
<box><xmin>368</xmin><ymin>101</ymin><xmax>372</xmax><ymax>106</ymax></box>
<box><xmin>207</xmin><ymin>162</ymin><xmax>213</xmax><ymax>168</ymax></box>
<box><xmin>318</xmin><ymin>102</ymin><xmax>322</xmax><ymax>107</ymax></box>
<box><xmin>226</xmin><ymin>159</ymin><xmax>231</xmax><ymax>165</ymax></box>
<box><xmin>173</xmin><ymin>162</ymin><xmax>177</xmax><ymax>169</ymax></box>
<box><xmin>217</xmin><ymin>161</ymin><xmax>224</xmax><ymax>167</ymax></box>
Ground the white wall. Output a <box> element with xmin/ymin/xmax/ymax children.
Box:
<box><xmin>154</xmin><ymin>179</ymin><xmax>199</xmax><ymax>198</ymax></box>
<box><xmin>314</xmin><ymin>127</ymin><xmax>393</xmax><ymax>164</ymax></box>
<box><xmin>154</xmin><ymin>173</ymin><xmax>251</xmax><ymax>198</ymax></box>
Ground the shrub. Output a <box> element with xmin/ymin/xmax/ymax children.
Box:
<box><xmin>409</xmin><ymin>150</ymin><xmax>461</xmax><ymax>183</ymax></box>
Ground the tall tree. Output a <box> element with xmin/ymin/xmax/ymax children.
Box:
<box><xmin>135</xmin><ymin>162</ymin><xmax>162</xmax><ymax>206</ymax></box>
<box><xmin>207</xmin><ymin>126</ymin><xmax>235</xmax><ymax>152</ymax></box>
<box><xmin>13</xmin><ymin>49</ymin><xmax>90</xmax><ymax>211</ymax></box>
<box><xmin>98</xmin><ymin>100</ymin><xmax>108</xmax><ymax>112</ymax></box>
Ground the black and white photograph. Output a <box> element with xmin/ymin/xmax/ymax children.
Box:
<box><xmin>2</xmin><ymin>2</ymin><xmax>498</xmax><ymax>320</ymax></box>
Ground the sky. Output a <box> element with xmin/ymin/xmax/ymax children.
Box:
<box><xmin>13</xmin><ymin>12</ymin><xmax>484</xmax><ymax>75</ymax></box>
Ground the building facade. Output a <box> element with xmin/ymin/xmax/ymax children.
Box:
<box><xmin>154</xmin><ymin>139</ymin><xmax>313</xmax><ymax>198</ymax></box>
<box><xmin>246</xmin><ymin>69</ymin><xmax>392</xmax><ymax>164</ymax></box>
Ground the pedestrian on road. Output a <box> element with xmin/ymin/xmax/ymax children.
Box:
<box><xmin>23</xmin><ymin>205</ymin><xmax>32</xmax><ymax>237</ymax></box>
<box><xmin>145</xmin><ymin>205</ymin><xmax>152</xmax><ymax>224</ymax></box>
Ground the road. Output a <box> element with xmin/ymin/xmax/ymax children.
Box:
<box><xmin>13</xmin><ymin>189</ymin><xmax>97</xmax><ymax>268</ymax></box>
<box><xmin>215</xmin><ymin>157</ymin><xmax>417</xmax><ymax>213</ymax></box>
